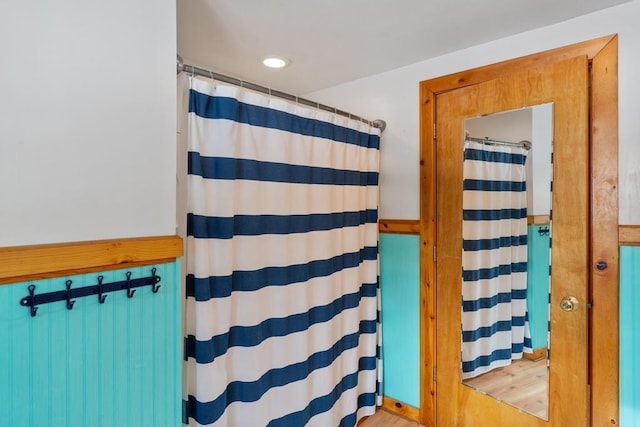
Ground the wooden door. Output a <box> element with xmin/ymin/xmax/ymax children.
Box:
<box><xmin>435</xmin><ymin>55</ymin><xmax>589</xmax><ymax>426</ymax></box>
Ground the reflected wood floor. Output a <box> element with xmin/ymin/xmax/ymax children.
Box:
<box><xmin>464</xmin><ymin>357</ymin><xmax>549</xmax><ymax>419</ymax></box>
<box><xmin>360</xmin><ymin>359</ymin><xmax>547</xmax><ymax>425</ymax></box>
<box><xmin>359</xmin><ymin>410</ymin><xmax>424</xmax><ymax>427</ymax></box>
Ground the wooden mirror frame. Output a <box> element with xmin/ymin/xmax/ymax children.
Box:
<box><xmin>419</xmin><ymin>35</ymin><xmax>619</xmax><ymax>426</ymax></box>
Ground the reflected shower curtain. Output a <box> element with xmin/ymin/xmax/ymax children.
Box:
<box><xmin>461</xmin><ymin>140</ymin><xmax>532</xmax><ymax>379</ymax></box>
<box><xmin>184</xmin><ymin>77</ymin><xmax>382</xmax><ymax>426</ymax></box>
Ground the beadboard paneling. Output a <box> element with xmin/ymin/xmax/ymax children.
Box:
<box><xmin>0</xmin><ymin>262</ymin><xmax>182</xmax><ymax>427</ymax></box>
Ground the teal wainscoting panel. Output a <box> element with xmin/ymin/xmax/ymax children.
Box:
<box><xmin>620</xmin><ymin>246</ymin><xmax>640</xmax><ymax>426</ymax></box>
<box><xmin>0</xmin><ymin>261</ymin><xmax>182</xmax><ymax>427</ymax></box>
<box><xmin>379</xmin><ymin>233</ymin><xmax>420</xmax><ymax>408</ymax></box>
<box><xmin>527</xmin><ymin>225</ymin><xmax>550</xmax><ymax>350</ymax></box>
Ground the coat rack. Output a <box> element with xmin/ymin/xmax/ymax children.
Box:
<box><xmin>538</xmin><ymin>226</ymin><xmax>550</xmax><ymax>237</ymax></box>
<box><xmin>20</xmin><ymin>268</ymin><xmax>161</xmax><ymax>317</ymax></box>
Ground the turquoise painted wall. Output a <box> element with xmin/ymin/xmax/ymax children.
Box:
<box><xmin>379</xmin><ymin>233</ymin><xmax>420</xmax><ymax>408</ymax></box>
<box><xmin>527</xmin><ymin>225</ymin><xmax>550</xmax><ymax>350</ymax></box>
<box><xmin>620</xmin><ymin>246</ymin><xmax>640</xmax><ymax>427</ymax></box>
<box><xmin>379</xmin><ymin>233</ymin><xmax>640</xmax><ymax>423</ymax></box>
<box><xmin>0</xmin><ymin>262</ymin><xmax>182</xmax><ymax>427</ymax></box>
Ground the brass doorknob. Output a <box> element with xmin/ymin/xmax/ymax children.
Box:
<box><xmin>560</xmin><ymin>296</ymin><xmax>579</xmax><ymax>312</ymax></box>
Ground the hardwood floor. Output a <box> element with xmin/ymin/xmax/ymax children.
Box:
<box><xmin>463</xmin><ymin>357</ymin><xmax>549</xmax><ymax>419</ymax></box>
<box><xmin>359</xmin><ymin>409</ymin><xmax>424</xmax><ymax>427</ymax></box>
<box><xmin>360</xmin><ymin>359</ymin><xmax>547</xmax><ymax>425</ymax></box>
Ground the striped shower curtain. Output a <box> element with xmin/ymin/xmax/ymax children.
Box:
<box><xmin>461</xmin><ymin>140</ymin><xmax>532</xmax><ymax>379</ymax></box>
<box><xmin>184</xmin><ymin>77</ymin><xmax>381</xmax><ymax>426</ymax></box>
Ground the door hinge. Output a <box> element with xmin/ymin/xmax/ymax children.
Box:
<box><xmin>433</xmin><ymin>123</ymin><xmax>437</xmax><ymax>139</ymax></box>
<box><xmin>433</xmin><ymin>245</ymin><xmax>437</xmax><ymax>263</ymax></box>
<box><xmin>433</xmin><ymin>366</ymin><xmax>437</xmax><ymax>383</ymax></box>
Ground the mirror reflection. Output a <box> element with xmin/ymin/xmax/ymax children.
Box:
<box><xmin>460</xmin><ymin>104</ymin><xmax>553</xmax><ymax>420</ymax></box>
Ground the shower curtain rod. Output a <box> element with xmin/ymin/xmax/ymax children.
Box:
<box><xmin>177</xmin><ymin>55</ymin><xmax>387</xmax><ymax>132</ymax></box>
<box><xmin>466</xmin><ymin>134</ymin><xmax>532</xmax><ymax>150</ymax></box>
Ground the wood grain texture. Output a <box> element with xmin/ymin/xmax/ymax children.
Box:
<box><xmin>419</xmin><ymin>34</ymin><xmax>617</xmax><ymax>427</ymax></box>
<box><xmin>464</xmin><ymin>358</ymin><xmax>549</xmax><ymax>420</ymax></box>
<box><xmin>0</xmin><ymin>236</ymin><xmax>183</xmax><ymax>285</ymax></box>
<box><xmin>382</xmin><ymin>396</ymin><xmax>420</xmax><ymax>422</ymax></box>
<box><xmin>589</xmin><ymin>35</ymin><xmax>619</xmax><ymax>427</ymax></box>
<box><xmin>359</xmin><ymin>409</ymin><xmax>424</xmax><ymax>427</ymax></box>
<box><xmin>547</xmin><ymin>56</ymin><xmax>591</xmax><ymax>427</ymax></box>
<box><xmin>379</xmin><ymin>219</ymin><xmax>420</xmax><ymax>234</ymax></box>
<box><xmin>436</xmin><ymin>56</ymin><xmax>590</xmax><ymax>427</ymax></box>
<box><xmin>528</xmin><ymin>215</ymin><xmax>551</xmax><ymax>225</ymax></box>
<box><xmin>421</xmin><ymin>35</ymin><xmax>614</xmax><ymax>95</ymax></box>
<box><xmin>523</xmin><ymin>347</ymin><xmax>548</xmax><ymax>362</ymax></box>
<box><xmin>419</xmin><ymin>80</ymin><xmax>437</xmax><ymax>427</ymax></box>
<box><xmin>619</xmin><ymin>225</ymin><xmax>640</xmax><ymax>245</ymax></box>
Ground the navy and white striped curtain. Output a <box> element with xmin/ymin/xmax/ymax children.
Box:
<box><xmin>184</xmin><ymin>77</ymin><xmax>382</xmax><ymax>426</ymax></box>
<box><xmin>461</xmin><ymin>140</ymin><xmax>532</xmax><ymax>379</ymax></box>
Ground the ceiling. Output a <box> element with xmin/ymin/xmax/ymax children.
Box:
<box><xmin>177</xmin><ymin>0</ymin><xmax>629</xmax><ymax>95</ymax></box>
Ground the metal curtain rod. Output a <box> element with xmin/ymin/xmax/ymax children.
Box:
<box><xmin>465</xmin><ymin>134</ymin><xmax>532</xmax><ymax>151</ymax></box>
<box><xmin>177</xmin><ymin>55</ymin><xmax>387</xmax><ymax>132</ymax></box>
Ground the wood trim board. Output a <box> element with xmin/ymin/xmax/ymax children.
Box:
<box><xmin>381</xmin><ymin>396</ymin><xmax>421</xmax><ymax>422</ymax></box>
<box><xmin>619</xmin><ymin>225</ymin><xmax>640</xmax><ymax>245</ymax></box>
<box><xmin>379</xmin><ymin>219</ymin><xmax>420</xmax><ymax>234</ymax></box>
<box><xmin>523</xmin><ymin>347</ymin><xmax>548</xmax><ymax>362</ymax></box>
<box><xmin>0</xmin><ymin>236</ymin><xmax>183</xmax><ymax>285</ymax></box>
<box><xmin>589</xmin><ymin>36</ymin><xmax>619</xmax><ymax>426</ymax></box>
<box><xmin>528</xmin><ymin>215</ymin><xmax>551</xmax><ymax>225</ymax></box>
<box><xmin>419</xmin><ymin>34</ymin><xmax>614</xmax><ymax>95</ymax></box>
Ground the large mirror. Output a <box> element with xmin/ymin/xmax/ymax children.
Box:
<box><xmin>460</xmin><ymin>104</ymin><xmax>553</xmax><ymax>420</ymax></box>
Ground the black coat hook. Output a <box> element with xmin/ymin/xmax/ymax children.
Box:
<box><xmin>26</xmin><ymin>284</ymin><xmax>38</xmax><ymax>317</ymax></box>
<box><xmin>125</xmin><ymin>271</ymin><xmax>136</xmax><ymax>298</ymax></box>
<box><xmin>20</xmin><ymin>271</ymin><xmax>161</xmax><ymax>318</ymax></box>
<box><xmin>65</xmin><ymin>280</ymin><xmax>76</xmax><ymax>310</ymax></box>
<box><xmin>97</xmin><ymin>275</ymin><xmax>107</xmax><ymax>303</ymax></box>
<box><xmin>151</xmin><ymin>267</ymin><xmax>161</xmax><ymax>293</ymax></box>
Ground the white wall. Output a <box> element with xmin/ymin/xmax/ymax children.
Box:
<box><xmin>0</xmin><ymin>1</ymin><xmax>177</xmax><ymax>246</ymax></box>
<box><xmin>307</xmin><ymin>0</ymin><xmax>640</xmax><ymax>224</ymax></box>
<box><xmin>531</xmin><ymin>104</ymin><xmax>554</xmax><ymax>217</ymax></box>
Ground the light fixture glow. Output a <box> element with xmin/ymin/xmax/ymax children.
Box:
<box><xmin>263</xmin><ymin>57</ymin><xmax>289</xmax><ymax>68</ymax></box>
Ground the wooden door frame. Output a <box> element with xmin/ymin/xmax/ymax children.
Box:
<box><xmin>419</xmin><ymin>35</ymin><xmax>619</xmax><ymax>427</ymax></box>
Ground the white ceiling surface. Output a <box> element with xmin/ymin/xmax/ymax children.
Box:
<box><xmin>177</xmin><ymin>0</ymin><xmax>630</xmax><ymax>95</ymax></box>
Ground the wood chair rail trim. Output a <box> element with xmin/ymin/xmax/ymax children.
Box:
<box><xmin>0</xmin><ymin>235</ymin><xmax>183</xmax><ymax>285</ymax></box>
<box><xmin>379</xmin><ymin>219</ymin><xmax>421</xmax><ymax>234</ymax></box>
<box><xmin>619</xmin><ymin>225</ymin><xmax>640</xmax><ymax>245</ymax></box>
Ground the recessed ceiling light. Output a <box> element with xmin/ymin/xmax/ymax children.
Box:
<box><xmin>263</xmin><ymin>57</ymin><xmax>289</xmax><ymax>68</ymax></box>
